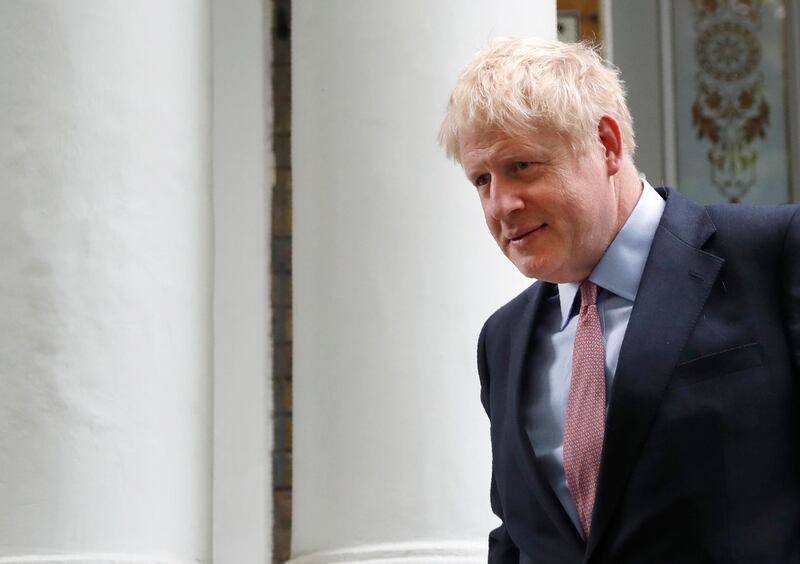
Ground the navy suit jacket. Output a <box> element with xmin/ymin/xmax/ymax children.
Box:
<box><xmin>478</xmin><ymin>187</ymin><xmax>800</xmax><ymax>563</ymax></box>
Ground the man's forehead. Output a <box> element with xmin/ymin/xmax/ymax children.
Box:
<box><xmin>460</xmin><ymin>127</ymin><xmax>559</xmax><ymax>160</ymax></box>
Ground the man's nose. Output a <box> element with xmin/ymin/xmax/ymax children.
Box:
<box><xmin>486</xmin><ymin>178</ymin><xmax>525</xmax><ymax>219</ymax></box>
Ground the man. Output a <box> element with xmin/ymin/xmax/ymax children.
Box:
<box><xmin>439</xmin><ymin>38</ymin><xmax>800</xmax><ymax>563</ymax></box>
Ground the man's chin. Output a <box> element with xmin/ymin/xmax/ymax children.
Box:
<box><xmin>511</xmin><ymin>257</ymin><xmax>550</xmax><ymax>281</ymax></box>
<box><xmin>512</xmin><ymin>259</ymin><xmax>586</xmax><ymax>284</ymax></box>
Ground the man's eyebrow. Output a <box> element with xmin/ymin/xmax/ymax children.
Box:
<box><xmin>496</xmin><ymin>146</ymin><xmax>548</xmax><ymax>159</ymax></box>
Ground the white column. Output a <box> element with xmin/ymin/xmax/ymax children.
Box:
<box><xmin>212</xmin><ymin>0</ymin><xmax>272</xmax><ymax>562</ymax></box>
<box><xmin>0</xmin><ymin>2</ymin><xmax>212</xmax><ymax>563</ymax></box>
<box><xmin>292</xmin><ymin>2</ymin><xmax>555</xmax><ymax>563</ymax></box>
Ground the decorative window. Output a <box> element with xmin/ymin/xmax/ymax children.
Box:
<box><xmin>668</xmin><ymin>0</ymin><xmax>795</xmax><ymax>203</ymax></box>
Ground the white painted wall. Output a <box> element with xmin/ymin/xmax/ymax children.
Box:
<box><xmin>0</xmin><ymin>1</ymin><xmax>212</xmax><ymax>562</ymax></box>
<box><xmin>292</xmin><ymin>2</ymin><xmax>555</xmax><ymax>562</ymax></box>
<box><xmin>608</xmin><ymin>0</ymin><xmax>667</xmax><ymax>185</ymax></box>
<box><xmin>212</xmin><ymin>0</ymin><xmax>272</xmax><ymax>562</ymax></box>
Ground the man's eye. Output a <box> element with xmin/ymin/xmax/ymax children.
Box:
<box><xmin>515</xmin><ymin>161</ymin><xmax>532</xmax><ymax>171</ymax></box>
<box><xmin>475</xmin><ymin>173</ymin><xmax>491</xmax><ymax>187</ymax></box>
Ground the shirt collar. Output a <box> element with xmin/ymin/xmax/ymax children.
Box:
<box><xmin>556</xmin><ymin>179</ymin><xmax>666</xmax><ymax>329</ymax></box>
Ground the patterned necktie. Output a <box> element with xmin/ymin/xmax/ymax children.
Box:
<box><xmin>563</xmin><ymin>281</ymin><xmax>606</xmax><ymax>537</ymax></box>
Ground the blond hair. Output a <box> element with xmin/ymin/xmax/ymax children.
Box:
<box><xmin>439</xmin><ymin>37</ymin><xmax>636</xmax><ymax>162</ymax></box>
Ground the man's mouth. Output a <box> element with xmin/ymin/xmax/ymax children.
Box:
<box><xmin>507</xmin><ymin>225</ymin><xmax>546</xmax><ymax>244</ymax></box>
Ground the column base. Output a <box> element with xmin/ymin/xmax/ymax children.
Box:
<box><xmin>286</xmin><ymin>541</ymin><xmax>486</xmax><ymax>564</ymax></box>
<box><xmin>0</xmin><ymin>555</ymin><xmax>202</xmax><ymax>564</ymax></box>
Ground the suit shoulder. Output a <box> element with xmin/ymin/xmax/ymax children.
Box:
<box><xmin>705</xmin><ymin>202</ymin><xmax>800</xmax><ymax>252</ymax></box>
<box><xmin>705</xmin><ymin>201</ymin><xmax>799</xmax><ymax>229</ymax></box>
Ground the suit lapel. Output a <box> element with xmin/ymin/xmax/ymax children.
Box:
<box><xmin>585</xmin><ymin>188</ymin><xmax>725</xmax><ymax>561</ymax></box>
<box><xmin>507</xmin><ymin>282</ymin><xmax>585</xmax><ymax>550</ymax></box>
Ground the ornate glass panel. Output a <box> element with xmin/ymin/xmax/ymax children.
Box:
<box><xmin>671</xmin><ymin>0</ymin><xmax>793</xmax><ymax>203</ymax></box>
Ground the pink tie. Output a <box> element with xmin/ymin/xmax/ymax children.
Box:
<box><xmin>563</xmin><ymin>281</ymin><xmax>606</xmax><ymax>537</ymax></box>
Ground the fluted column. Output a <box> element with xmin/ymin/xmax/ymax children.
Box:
<box><xmin>291</xmin><ymin>2</ymin><xmax>555</xmax><ymax>563</ymax></box>
<box><xmin>0</xmin><ymin>2</ymin><xmax>212</xmax><ymax>562</ymax></box>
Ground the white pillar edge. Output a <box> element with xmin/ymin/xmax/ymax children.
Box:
<box><xmin>786</xmin><ymin>0</ymin><xmax>800</xmax><ymax>202</ymax></box>
<box><xmin>602</xmin><ymin>0</ymin><xmax>614</xmax><ymax>62</ymax></box>
<box><xmin>0</xmin><ymin>556</ymin><xmax>199</xmax><ymax>564</ymax></box>
<box><xmin>210</xmin><ymin>0</ymin><xmax>272</xmax><ymax>561</ymax></box>
<box><xmin>286</xmin><ymin>541</ymin><xmax>487</xmax><ymax>564</ymax></box>
<box><xmin>658</xmin><ymin>0</ymin><xmax>678</xmax><ymax>188</ymax></box>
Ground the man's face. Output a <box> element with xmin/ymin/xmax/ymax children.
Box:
<box><xmin>459</xmin><ymin>126</ymin><xmax>623</xmax><ymax>283</ymax></box>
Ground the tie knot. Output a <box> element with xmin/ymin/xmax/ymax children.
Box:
<box><xmin>580</xmin><ymin>281</ymin><xmax>598</xmax><ymax>309</ymax></box>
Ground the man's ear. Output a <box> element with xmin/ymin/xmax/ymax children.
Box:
<box><xmin>597</xmin><ymin>116</ymin><xmax>623</xmax><ymax>176</ymax></box>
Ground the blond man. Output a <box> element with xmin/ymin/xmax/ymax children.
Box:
<box><xmin>441</xmin><ymin>38</ymin><xmax>800</xmax><ymax>564</ymax></box>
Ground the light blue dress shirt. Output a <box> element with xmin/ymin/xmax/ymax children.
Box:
<box><xmin>522</xmin><ymin>180</ymin><xmax>666</xmax><ymax>536</ymax></box>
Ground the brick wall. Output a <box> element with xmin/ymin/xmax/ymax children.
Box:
<box><xmin>271</xmin><ymin>0</ymin><xmax>292</xmax><ymax>562</ymax></box>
